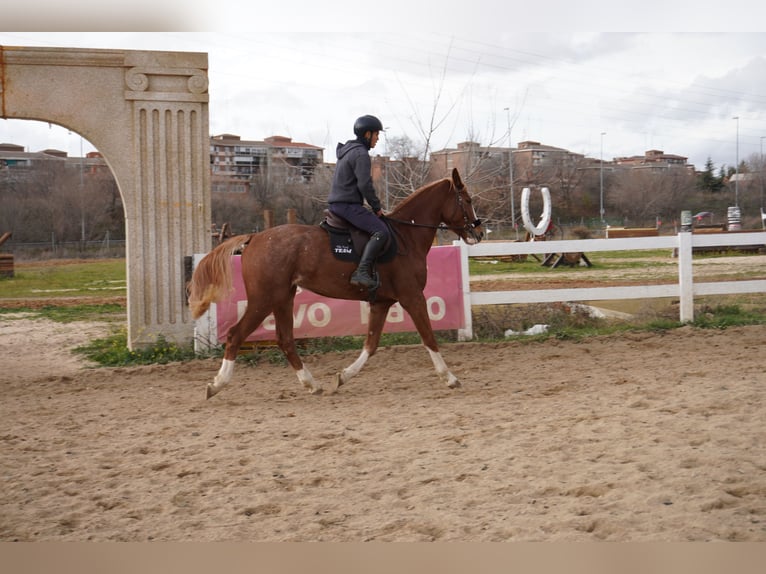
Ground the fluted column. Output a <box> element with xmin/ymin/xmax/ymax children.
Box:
<box><xmin>123</xmin><ymin>55</ymin><xmax>211</xmax><ymax>346</ymax></box>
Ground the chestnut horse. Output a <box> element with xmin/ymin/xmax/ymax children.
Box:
<box><xmin>188</xmin><ymin>168</ymin><xmax>483</xmax><ymax>399</ymax></box>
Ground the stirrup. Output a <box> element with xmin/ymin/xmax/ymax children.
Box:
<box><xmin>350</xmin><ymin>270</ymin><xmax>380</xmax><ymax>289</ymax></box>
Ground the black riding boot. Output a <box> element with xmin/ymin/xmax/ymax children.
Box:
<box><xmin>350</xmin><ymin>232</ymin><xmax>386</xmax><ymax>288</ymax></box>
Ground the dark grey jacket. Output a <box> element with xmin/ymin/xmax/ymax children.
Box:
<box><xmin>328</xmin><ymin>139</ymin><xmax>381</xmax><ymax>212</ymax></box>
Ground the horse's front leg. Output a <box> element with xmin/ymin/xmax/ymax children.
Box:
<box><xmin>330</xmin><ymin>300</ymin><xmax>392</xmax><ymax>393</ymax></box>
<box><xmin>273</xmin><ymin>301</ymin><xmax>322</xmax><ymax>395</ymax></box>
<box><xmin>400</xmin><ymin>293</ymin><xmax>460</xmax><ymax>389</ymax></box>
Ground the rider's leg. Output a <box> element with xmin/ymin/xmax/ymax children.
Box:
<box><xmin>350</xmin><ymin>231</ymin><xmax>386</xmax><ymax>288</ymax></box>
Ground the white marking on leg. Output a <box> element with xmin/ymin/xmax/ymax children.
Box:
<box><xmin>296</xmin><ymin>365</ymin><xmax>322</xmax><ymax>394</ymax></box>
<box><xmin>214</xmin><ymin>358</ymin><xmax>235</xmax><ymax>386</ymax></box>
<box><xmin>340</xmin><ymin>349</ymin><xmax>370</xmax><ymax>385</ymax></box>
<box><xmin>208</xmin><ymin>358</ymin><xmax>236</xmax><ymax>398</ymax></box>
<box><xmin>427</xmin><ymin>348</ymin><xmax>460</xmax><ymax>388</ymax></box>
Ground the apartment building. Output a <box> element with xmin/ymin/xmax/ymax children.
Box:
<box><xmin>429</xmin><ymin>141</ymin><xmax>508</xmax><ymax>180</ymax></box>
<box><xmin>0</xmin><ymin>142</ymin><xmax>65</xmax><ymax>171</ymax></box>
<box><xmin>429</xmin><ymin>140</ymin><xmax>696</xmax><ymax>182</ymax></box>
<box><xmin>0</xmin><ymin>143</ymin><xmax>108</xmax><ymax>178</ymax></box>
<box><xmin>429</xmin><ymin>139</ymin><xmax>588</xmax><ymax>186</ymax></box>
<box><xmin>614</xmin><ymin>149</ymin><xmax>695</xmax><ymax>173</ymax></box>
<box><xmin>210</xmin><ymin>134</ymin><xmax>324</xmax><ymax>193</ymax></box>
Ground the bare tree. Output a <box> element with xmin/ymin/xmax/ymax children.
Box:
<box><xmin>276</xmin><ymin>165</ymin><xmax>334</xmax><ymax>225</ymax></box>
<box><xmin>610</xmin><ymin>169</ymin><xmax>696</xmax><ymax>226</ymax></box>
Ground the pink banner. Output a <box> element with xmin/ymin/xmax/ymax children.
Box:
<box><xmin>214</xmin><ymin>245</ymin><xmax>464</xmax><ymax>342</ymax></box>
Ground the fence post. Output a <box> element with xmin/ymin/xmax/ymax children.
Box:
<box><xmin>456</xmin><ymin>240</ymin><xmax>473</xmax><ymax>341</ymax></box>
<box><xmin>192</xmin><ymin>254</ymin><xmax>218</xmax><ymax>353</ymax></box>
<box><xmin>677</xmin><ymin>231</ymin><xmax>694</xmax><ymax>322</ymax></box>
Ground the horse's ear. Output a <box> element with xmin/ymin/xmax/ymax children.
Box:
<box><xmin>451</xmin><ymin>168</ymin><xmax>463</xmax><ymax>188</ymax></box>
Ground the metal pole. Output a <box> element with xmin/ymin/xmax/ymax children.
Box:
<box><xmin>761</xmin><ymin>135</ymin><xmax>765</xmax><ymax>229</ymax></box>
<box><xmin>600</xmin><ymin>132</ymin><xmax>606</xmax><ymax>224</ymax></box>
<box><xmin>383</xmin><ymin>128</ymin><xmax>390</xmax><ymax>211</ymax></box>
<box><xmin>504</xmin><ymin>107</ymin><xmax>516</xmax><ymax>238</ymax></box>
<box><xmin>733</xmin><ymin>116</ymin><xmax>739</xmax><ymax>207</ymax></box>
<box><xmin>80</xmin><ymin>136</ymin><xmax>85</xmax><ymax>243</ymax></box>
<box><xmin>760</xmin><ymin>135</ymin><xmax>764</xmax><ymax>211</ymax></box>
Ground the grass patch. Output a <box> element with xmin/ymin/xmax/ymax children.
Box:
<box><xmin>73</xmin><ymin>328</ymin><xmax>198</xmax><ymax>366</ymax></box>
<box><xmin>471</xmin><ymin>300</ymin><xmax>765</xmax><ymax>344</ymax></box>
<box><xmin>73</xmin><ymin>328</ymin><xmax>454</xmax><ymax>368</ymax></box>
<box><xmin>592</xmin><ymin>249</ymin><xmax>670</xmax><ymax>260</ymax></box>
<box><xmin>0</xmin><ymin>303</ymin><xmax>125</xmax><ymax>323</ymax></box>
<box><xmin>0</xmin><ymin>259</ymin><xmax>126</xmax><ymax>298</ymax></box>
<box><xmin>468</xmin><ymin>252</ymin><xmax>673</xmax><ymax>276</ymax></box>
<box><xmin>692</xmin><ymin>303</ymin><xmax>766</xmax><ymax>329</ymax></box>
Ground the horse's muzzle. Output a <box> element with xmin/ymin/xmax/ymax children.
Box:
<box><xmin>468</xmin><ymin>219</ymin><xmax>484</xmax><ymax>244</ymax></box>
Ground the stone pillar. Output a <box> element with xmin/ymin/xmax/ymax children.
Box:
<box><xmin>123</xmin><ymin>52</ymin><xmax>211</xmax><ymax>347</ymax></box>
<box><xmin>1</xmin><ymin>46</ymin><xmax>212</xmax><ymax>348</ymax></box>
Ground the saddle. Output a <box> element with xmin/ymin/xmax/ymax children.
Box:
<box><xmin>320</xmin><ymin>210</ymin><xmax>397</xmax><ymax>263</ymax></box>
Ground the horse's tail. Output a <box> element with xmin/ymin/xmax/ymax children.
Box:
<box><xmin>188</xmin><ymin>234</ymin><xmax>252</xmax><ymax>319</ymax></box>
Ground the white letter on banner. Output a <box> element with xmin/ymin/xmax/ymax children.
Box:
<box><xmin>387</xmin><ymin>303</ymin><xmax>405</xmax><ymax>323</ymax></box>
<box><xmin>293</xmin><ymin>304</ymin><xmax>307</xmax><ymax>327</ymax></box>
<box><xmin>308</xmin><ymin>303</ymin><xmax>331</xmax><ymax>327</ymax></box>
<box><xmin>427</xmin><ymin>296</ymin><xmax>446</xmax><ymax>320</ymax></box>
<box><xmin>261</xmin><ymin>313</ymin><xmax>276</xmax><ymax>331</ymax></box>
<box><xmin>236</xmin><ymin>300</ymin><xmax>247</xmax><ymax>322</ymax></box>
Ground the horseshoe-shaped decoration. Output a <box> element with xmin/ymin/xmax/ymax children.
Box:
<box><xmin>521</xmin><ymin>187</ymin><xmax>552</xmax><ymax>236</ymax></box>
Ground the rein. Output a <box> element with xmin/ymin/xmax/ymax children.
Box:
<box><xmin>383</xmin><ymin>216</ymin><xmax>453</xmax><ymax>231</ymax></box>
<box><xmin>384</xmin><ymin>182</ymin><xmax>482</xmax><ymax>234</ymax></box>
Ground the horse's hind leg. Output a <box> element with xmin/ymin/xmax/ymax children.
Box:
<box><xmin>272</xmin><ymin>301</ymin><xmax>322</xmax><ymax>394</ymax></box>
<box><xmin>331</xmin><ymin>300</ymin><xmax>392</xmax><ymax>392</ymax></box>
<box><xmin>207</xmin><ymin>305</ymin><xmax>271</xmax><ymax>399</ymax></box>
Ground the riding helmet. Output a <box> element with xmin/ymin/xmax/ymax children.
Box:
<box><xmin>353</xmin><ymin>115</ymin><xmax>384</xmax><ymax>137</ymax></box>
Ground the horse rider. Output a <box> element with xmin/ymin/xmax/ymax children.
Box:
<box><xmin>328</xmin><ymin>114</ymin><xmax>391</xmax><ymax>289</ymax></box>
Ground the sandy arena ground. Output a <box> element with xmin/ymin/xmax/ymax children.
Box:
<box><xmin>0</xmin><ymin>311</ymin><xmax>764</xmax><ymax>541</ymax></box>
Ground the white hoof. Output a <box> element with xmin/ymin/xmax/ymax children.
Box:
<box><xmin>427</xmin><ymin>349</ymin><xmax>461</xmax><ymax>389</ymax></box>
<box><xmin>297</xmin><ymin>367</ymin><xmax>322</xmax><ymax>395</ymax></box>
<box><xmin>208</xmin><ymin>358</ymin><xmax>235</xmax><ymax>399</ymax></box>
<box><xmin>446</xmin><ymin>374</ymin><xmax>461</xmax><ymax>389</ymax></box>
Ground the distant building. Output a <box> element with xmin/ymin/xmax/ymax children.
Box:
<box><xmin>613</xmin><ymin>149</ymin><xmax>694</xmax><ymax>173</ymax></box>
<box><xmin>512</xmin><ymin>141</ymin><xmax>586</xmax><ymax>183</ymax></box>
<box><xmin>0</xmin><ymin>142</ymin><xmax>62</xmax><ymax>170</ymax></box>
<box><xmin>210</xmin><ymin>134</ymin><xmax>324</xmax><ymax>193</ymax></box>
<box><xmin>0</xmin><ymin>142</ymin><xmax>108</xmax><ymax>180</ymax></box>
<box><xmin>429</xmin><ymin>141</ymin><xmax>508</xmax><ymax>180</ymax></box>
<box><xmin>429</xmin><ymin>139</ymin><xmax>590</xmax><ymax>187</ymax></box>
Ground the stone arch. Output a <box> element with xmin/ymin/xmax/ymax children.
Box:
<box><xmin>1</xmin><ymin>45</ymin><xmax>212</xmax><ymax>348</ymax></box>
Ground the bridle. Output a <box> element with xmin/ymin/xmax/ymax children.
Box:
<box><xmin>384</xmin><ymin>181</ymin><xmax>483</xmax><ymax>238</ymax></box>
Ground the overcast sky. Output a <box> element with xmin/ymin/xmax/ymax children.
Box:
<box><xmin>3</xmin><ymin>3</ymin><xmax>766</xmax><ymax>172</ymax></box>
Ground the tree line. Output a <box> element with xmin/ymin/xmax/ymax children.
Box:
<box><xmin>1</xmin><ymin>146</ymin><xmax>763</xmax><ymax>247</ymax></box>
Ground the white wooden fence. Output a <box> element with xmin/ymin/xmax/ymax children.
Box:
<box><xmin>455</xmin><ymin>231</ymin><xmax>766</xmax><ymax>341</ymax></box>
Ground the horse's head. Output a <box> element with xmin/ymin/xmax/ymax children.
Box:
<box><xmin>443</xmin><ymin>168</ymin><xmax>484</xmax><ymax>245</ymax></box>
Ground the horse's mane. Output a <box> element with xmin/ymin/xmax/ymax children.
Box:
<box><xmin>389</xmin><ymin>177</ymin><xmax>451</xmax><ymax>215</ymax></box>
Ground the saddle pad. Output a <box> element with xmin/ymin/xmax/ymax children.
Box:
<box><xmin>320</xmin><ymin>221</ymin><xmax>359</xmax><ymax>262</ymax></box>
<box><xmin>320</xmin><ymin>220</ymin><xmax>397</xmax><ymax>263</ymax></box>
